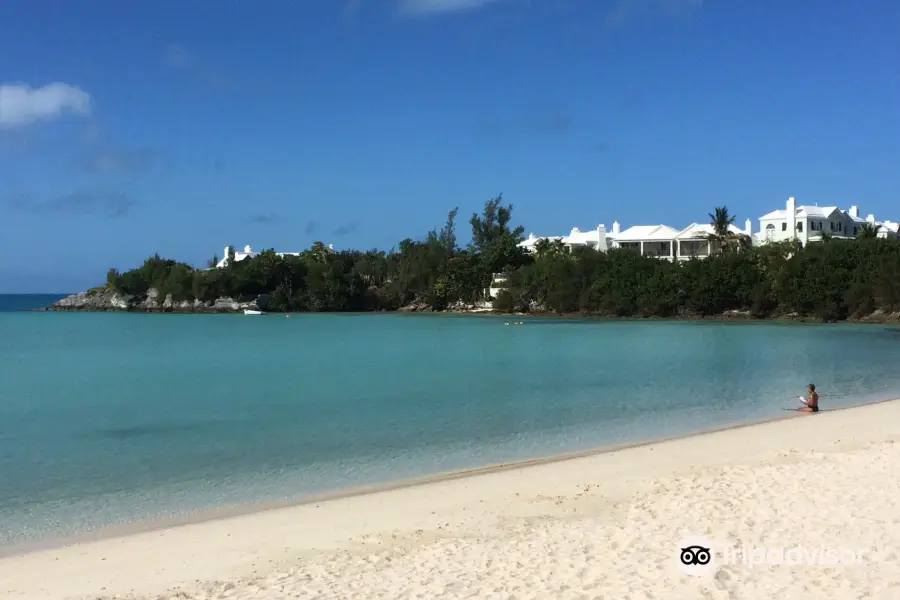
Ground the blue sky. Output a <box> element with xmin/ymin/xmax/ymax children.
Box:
<box><xmin>1</xmin><ymin>0</ymin><xmax>898</xmax><ymax>292</ymax></box>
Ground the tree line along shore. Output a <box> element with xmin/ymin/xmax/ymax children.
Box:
<box><xmin>49</xmin><ymin>195</ymin><xmax>900</xmax><ymax>322</ymax></box>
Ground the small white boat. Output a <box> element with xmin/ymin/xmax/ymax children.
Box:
<box><xmin>243</xmin><ymin>309</ymin><xmax>263</xmax><ymax>315</ymax></box>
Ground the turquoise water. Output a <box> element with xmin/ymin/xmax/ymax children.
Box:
<box><xmin>3</xmin><ymin>309</ymin><xmax>900</xmax><ymax>547</ymax></box>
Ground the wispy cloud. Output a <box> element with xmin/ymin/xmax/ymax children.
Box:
<box><xmin>619</xmin><ymin>87</ymin><xmax>645</xmax><ymax>111</ymax></box>
<box><xmin>250</xmin><ymin>213</ymin><xmax>285</xmax><ymax>224</ymax></box>
<box><xmin>394</xmin><ymin>0</ymin><xmax>703</xmax><ymax>21</ymax></box>
<box><xmin>589</xmin><ymin>141</ymin><xmax>610</xmax><ymax>155</ymax></box>
<box><xmin>79</xmin><ymin>148</ymin><xmax>164</xmax><ymax>176</ymax></box>
<box><xmin>165</xmin><ymin>44</ymin><xmax>195</xmax><ymax>69</ymax></box>
<box><xmin>475</xmin><ymin>109</ymin><xmax>588</xmax><ymax>137</ymax></box>
<box><xmin>8</xmin><ymin>189</ymin><xmax>135</xmax><ymax>218</ymax></box>
<box><xmin>606</xmin><ymin>0</ymin><xmax>704</xmax><ymax>26</ymax></box>
<box><xmin>343</xmin><ymin>0</ymin><xmax>366</xmax><ymax>17</ymax></box>
<box><xmin>332</xmin><ymin>223</ymin><xmax>357</xmax><ymax>236</ymax></box>
<box><xmin>397</xmin><ymin>0</ymin><xmax>505</xmax><ymax>17</ymax></box>
<box><xmin>305</xmin><ymin>221</ymin><xmax>319</xmax><ymax>235</ymax></box>
<box><xmin>0</xmin><ymin>83</ymin><xmax>92</xmax><ymax>127</ymax></box>
<box><xmin>163</xmin><ymin>44</ymin><xmax>228</xmax><ymax>89</ymax></box>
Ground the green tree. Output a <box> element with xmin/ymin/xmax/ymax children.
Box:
<box><xmin>87</xmin><ymin>193</ymin><xmax>900</xmax><ymax>322</ymax></box>
<box><xmin>857</xmin><ymin>222</ymin><xmax>881</xmax><ymax>240</ymax></box>
<box><xmin>706</xmin><ymin>205</ymin><xmax>748</xmax><ymax>253</ymax></box>
<box><xmin>106</xmin><ymin>268</ymin><xmax>120</xmax><ymax>290</ymax></box>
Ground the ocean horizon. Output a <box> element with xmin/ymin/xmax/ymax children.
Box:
<box><xmin>3</xmin><ymin>304</ymin><xmax>900</xmax><ymax>548</ymax></box>
<box><xmin>0</xmin><ymin>294</ymin><xmax>69</xmax><ymax>312</ymax></box>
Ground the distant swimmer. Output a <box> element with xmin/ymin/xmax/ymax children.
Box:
<box><xmin>797</xmin><ymin>383</ymin><xmax>819</xmax><ymax>413</ymax></box>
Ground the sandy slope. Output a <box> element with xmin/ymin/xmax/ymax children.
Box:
<box><xmin>2</xmin><ymin>400</ymin><xmax>900</xmax><ymax>600</ymax></box>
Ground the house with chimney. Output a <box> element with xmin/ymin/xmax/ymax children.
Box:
<box><xmin>755</xmin><ymin>197</ymin><xmax>897</xmax><ymax>247</ymax></box>
<box><xmin>517</xmin><ymin>217</ymin><xmax>753</xmax><ymax>261</ymax></box>
<box><xmin>214</xmin><ymin>244</ymin><xmax>333</xmax><ymax>268</ymax></box>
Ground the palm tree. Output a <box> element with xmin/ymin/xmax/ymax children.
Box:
<box><xmin>706</xmin><ymin>206</ymin><xmax>749</xmax><ymax>253</ymax></box>
<box><xmin>533</xmin><ymin>238</ymin><xmax>567</xmax><ymax>259</ymax></box>
<box><xmin>857</xmin><ymin>222</ymin><xmax>882</xmax><ymax>240</ymax></box>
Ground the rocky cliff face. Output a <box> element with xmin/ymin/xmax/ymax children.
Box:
<box><xmin>47</xmin><ymin>287</ymin><xmax>268</xmax><ymax>313</ymax></box>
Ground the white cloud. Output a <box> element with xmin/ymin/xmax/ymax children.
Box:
<box><xmin>398</xmin><ymin>0</ymin><xmax>504</xmax><ymax>16</ymax></box>
<box><xmin>0</xmin><ymin>83</ymin><xmax>92</xmax><ymax>127</ymax></box>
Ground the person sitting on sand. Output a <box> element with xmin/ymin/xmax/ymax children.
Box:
<box><xmin>798</xmin><ymin>383</ymin><xmax>819</xmax><ymax>413</ymax></box>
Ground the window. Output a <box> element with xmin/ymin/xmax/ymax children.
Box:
<box><xmin>782</xmin><ymin>223</ymin><xmax>787</xmax><ymax>231</ymax></box>
<box><xmin>797</xmin><ymin>221</ymin><xmax>803</xmax><ymax>232</ymax></box>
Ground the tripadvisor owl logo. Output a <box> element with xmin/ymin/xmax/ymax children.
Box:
<box><xmin>681</xmin><ymin>545</ymin><xmax>711</xmax><ymax>566</ymax></box>
<box><xmin>675</xmin><ymin>534</ymin><xmax>866</xmax><ymax>576</ymax></box>
<box><xmin>676</xmin><ymin>536</ymin><xmax>717</xmax><ymax>576</ymax></box>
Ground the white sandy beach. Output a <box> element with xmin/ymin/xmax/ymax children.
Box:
<box><xmin>3</xmin><ymin>401</ymin><xmax>900</xmax><ymax>600</ymax></box>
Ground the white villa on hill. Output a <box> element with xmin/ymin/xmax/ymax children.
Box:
<box><xmin>214</xmin><ymin>244</ymin><xmax>333</xmax><ymax>268</ymax></box>
<box><xmin>674</xmin><ymin>221</ymin><xmax>752</xmax><ymax>260</ymax></box>
<box><xmin>880</xmin><ymin>220</ymin><xmax>900</xmax><ymax>238</ymax></box>
<box><xmin>519</xmin><ymin>224</ymin><xmax>610</xmax><ymax>253</ymax></box>
<box><xmin>612</xmin><ymin>224</ymin><xmax>681</xmax><ymax>259</ymax></box>
<box><xmin>517</xmin><ymin>218</ymin><xmax>753</xmax><ymax>262</ymax></box>
<box><xmin>754</xmin><ymin>197</ymin><xmax>899</xmax><ymax>247</ymax></box>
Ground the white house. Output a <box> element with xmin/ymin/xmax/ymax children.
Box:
<box><xmin>611</xmin><ymin>224</ymin><xmax>682</xmax><ymax>260</ymax></box>
<box><xmin>562</xmin><ymin>225</ymin><xmax>609</xmax><ymax>251</ymax></box>
<box><xmin>518</xmin><ymin>224</ymin><xmax>609</xmax><ymax>253</ymax></box>
<box><xmin>517</xmin><ymin>217</ymin><xmax>757</xmax><ymax>261</ymax></box>
<box><xmin>755</xmin><ymin>197</ymin><xmax>898</xmax><ymax>246</ymax></box>
<box><xmin>214</xmin><ymin>244</ymin><xmax>332</xmax><ymax>268</ymax></box>
<box><xmin>845</xmin><ymin>205</ymin><xmax>869</xmax><ymax>238</ymax></box>
<box><xmin>851</xmin><ymin>207</ymin><xmax>900</xmax><ymax>240</ymax></box>
<box><xmin>672</xmin><ymin>220</ymin><xmax>752</xmax><ymax>260</ymax></box>
<box><xmin>518</xmin><ymin>233</ymin><xmax>565</xmax><ymax>253</ymax></box>
<box><xmin>487</xmin><ymin>272</ymin><xmax>508</xmax><ymax>299</ymax></box>
<box><xmin>879</xmin><ymin>220</ymin><xmax>900</xmax><ymax>239</ymax></box>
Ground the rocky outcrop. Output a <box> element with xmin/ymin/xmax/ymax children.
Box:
<box><xmin>855</xmin><ymin>309</ymin><xmax>900</xmax><ymax>323</ymax></box>
<box><xmin>398</xmin><ymin>299</ymin><xmax>497</xmax><ymax>313</ymax></box>
<box><xmin>47</xmin><ymin>287</ymin><xmax>266</xmax><ymax>313</ymax></box>
<box><xmin>446</xmin><ymin>300</ymin><xmax>495</xmax><ymax>313</ymax></box>
<box><xmin>51</xmin><ymin>288</ymin><xmax>132</xmax><ymax>311</ymax></box>
<box><xmin>398</xmin><ymin>299</ymin><xmax>433</xmax><ymax>312</ymax></box>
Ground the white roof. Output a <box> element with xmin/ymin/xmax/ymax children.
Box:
<box><xmin>676</xmin><ymin>222</ymin><xmax>747</xmax><ymax>240</ymax></box>
<box><xmin>614</xmin><ymin>224</ymin><xmax>680</xmax><ymax>241</ymax></box>
<box><xmin>518</xmin><ymin>233</ymin><xmax>563</xmax><ymax>248</ymax></box>
<box><xmin>799</xmin><ymin>205</ymin><xmax>840</xmax><ymax>218</ymax></box>
<box><xmin>562</xmin><ymin>226</ymin><xmax>604</xmax><ymax>245</ymax></box>
<box><xmin>760</xmin><ymin>205</ymin><xmax>841</xmax><ymax>220</ymax></box>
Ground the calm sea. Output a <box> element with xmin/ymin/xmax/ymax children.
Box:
<box><xmin>3</xmin><ymin>303</ymin><xmax>900</xmax><ymax>547</ymax></box>
<box><xmin>0</xmin><ymin>294</ymin><xmax>67</xmax><ymax>312</ymax></box>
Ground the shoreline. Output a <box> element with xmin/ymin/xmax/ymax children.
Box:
<box><xmin>4</xmin><ymin>394</ymin><xmax>896</xmax><ymax>560</ymax></box>
<box><xmin>34</xmin><ymin>303</ymin><xmax>900</xmax><ymax>324</ymax></box>
<box><xmin>2</xmin><ymin>397</ymin><xmax>900</xmax><ymax>599</ymax></box>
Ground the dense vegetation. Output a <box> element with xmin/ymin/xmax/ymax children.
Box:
<box><xmin>104</xmin><ymin>195</ymin><xmax>900</xmax><ymax>321</ymax></box>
